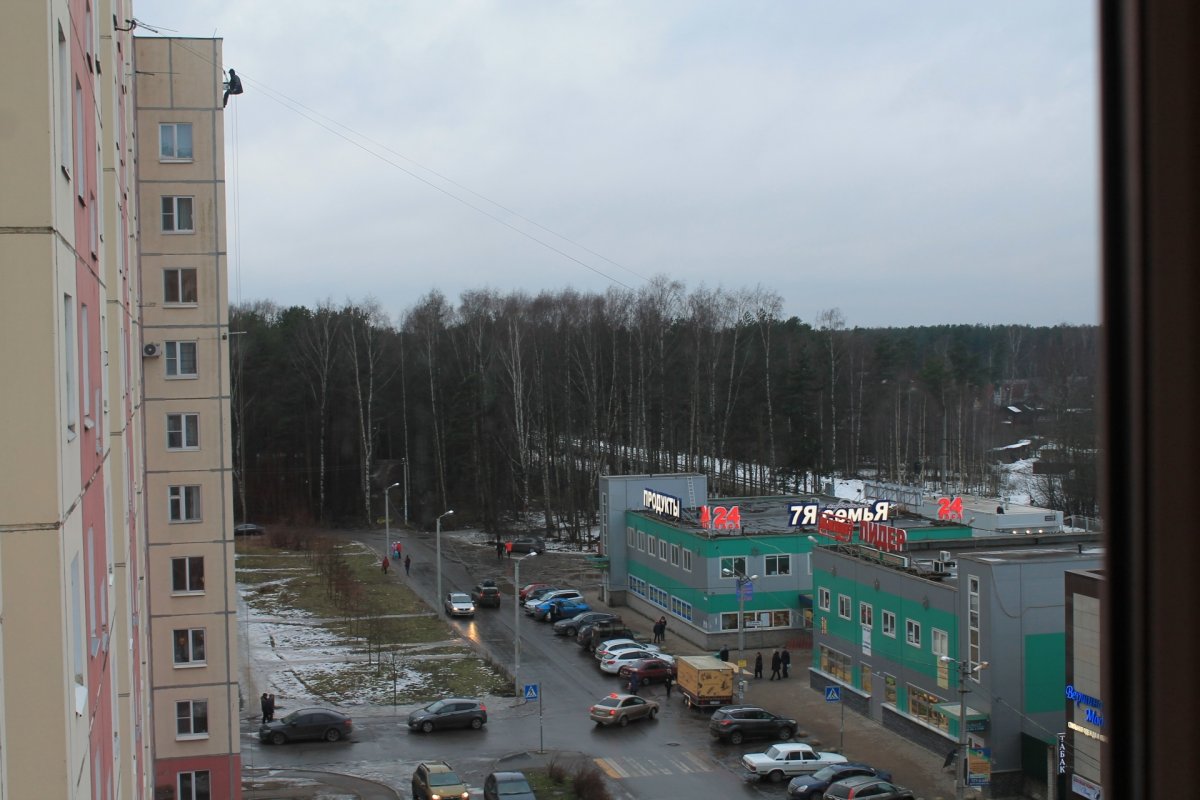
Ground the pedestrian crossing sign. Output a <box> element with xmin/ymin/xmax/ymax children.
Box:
<box><xmin>524</xmin><ymin>684</ymin><xmax>539</xmax><ymax>701</ymax></box>
<box><xmin>824</xmin><ymin>686</ymin><xmax>841</xmax><ymax>702</ymax></box>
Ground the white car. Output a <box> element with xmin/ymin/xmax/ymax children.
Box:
<box><xmin>523</xmin><ymin>589</ymin><xmax>582</xmax><ymax>614</ymax></box>
<box><xmin>741</xmin><ymin>743</ymin><xmax>848</xmax><ymax>782</ymax></box>
<box><xmin>599</xmin><ymin>649</ymin><xmax>672</xmax><ymax>674</ymax></box>
<box><xmin>443</xmin><ymin>592</ymin><xmax>475</xmax><ymax>617</ymax></box>
<box><xmin>594</xmin><ymin>639</ymin><xmax>660</xmax><ymax>660</ymax></box>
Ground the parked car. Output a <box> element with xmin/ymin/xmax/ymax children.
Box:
<box><xmin>412</xmin><ymin>761</ymin><xmax>470</xmax><ymax>800</ymax></box>
<box><xmin>742</xmin><ymin>742</ymin><xmax>849</xmax><ymax>782</ymax></box>
<box><xmin>787</xmin><ymin>764</ymin><xmax>893</xmax><ymax>799</ymax></box>
<box><xmin>577</xmin><ymin>620</ymin><xmax>636</xmax><ymax>651</ymax></box>
<box><xmin>259</xmin><ymin>707</ymin><xmax>352</xmax><ymax>744</ymax></box>
<box><xmin>407</xmin><ymin>698</ymin><xmax>488</xmax><ymax>732</ymax></box>
<box><xmin>554</xmin><ymin>611</ymin><xmax>618</xmax><ymax>637</ymax></box>
<box><xmin>599</xmin><ymin>649</ymin><xmax>673</xmax><ymax>674</ymax></box>
<box><xmin>594</xmin><ymin>638</ymin><xmax>660</xmax><ymax>660</ymax></box>
<box><xmin>534</xmin><ymin>597</ymin><xmax>591</xmax><ymax>622</ymax></box>
<box><xmin>589</xmin><ymin>692</ymin><xmax>659</xmax><ymax>727</ymax></box>
<box><xmin>471</xmin><ymin>583</ymin><xmax>501</xmax><ymax>608</ymax></box>
<box><xmin>518</xmin><ymin>582</ymin><xmax>553</xmax><ymax>602</ymax></box>
<box><xmin>234</xmin><ymin>522</ymin><xmax>265</xmax><ymax>536</ymax></box>
<box><xmin>508</xmin><ymin>536</ymin><xmax>546</xmax><ymax>554</ymax></box>
<box><xmin>822</xmin><ymin>775</ymin><xmax>915</xmax><ymax>800</ymax></box>
<box><xmin>523</xmin><ymin>588</ymin><xmax>582</xmax><ymax>614</ymax></box>
<box><xmin>444</xmin><ymin>592</ymin><xmax>476</xmax><ymax>617</ymax></box>
<box><xmin>617</xmin><ymin>657</ymin><xmax>677</xmax><ymax>684</ymax></box>
<box><xmin>708</xmin><ymin>704</ymin><xmax>797</xmax><ymax>745</ymax></box>
<box><xmin>521</xmin><ymin>585</ymin><xmax>560</xmax><ymax>606</ymax></box>
<box><xmin>483</xmin><ymin>771</ymin><xmax>536</xmax><ymax>800</ymax></box>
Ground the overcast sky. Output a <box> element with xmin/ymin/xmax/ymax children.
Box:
<box><xmin>133</xmin><ymin>1</ymin><xmax>1099</xmax><ymax>328</ymax></box>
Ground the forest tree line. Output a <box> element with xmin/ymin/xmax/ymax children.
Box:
<box><xmin>230</xmin><ymin>280</ymin><xmax>1099</xmax><ymax>535</ymax></box>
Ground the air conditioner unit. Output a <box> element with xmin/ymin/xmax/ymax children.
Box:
<box><xmin>143</xmin><ymin>342</ymin><xmax>161</xmax><ymax>358</ymax></box>
<box><xmin>939</xmin><ymin>550</ymin><xmax>953</xmax><ymax>562</ymax></box>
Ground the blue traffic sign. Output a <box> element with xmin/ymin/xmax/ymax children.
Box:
<box><xmin>738</xmin><ymin>582</ymin><xmax>754</xmax><ymax>601</ymax></box>
<box><xmin>824</xmin><ymin>686</ymin><xmax>841</xmax><ymax>702</ymax></box>
<box><xmin>524</xmin><ymin>683</ymin><xmax>539</xmax><ymax>701</ymax></box>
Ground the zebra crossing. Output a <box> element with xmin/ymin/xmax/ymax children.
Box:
<box><xmin>594</xmin><ymin>749</ymin><xmax>717</xmax><ymax>779</ymax></box>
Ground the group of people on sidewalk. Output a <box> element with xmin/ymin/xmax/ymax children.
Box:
<box><xmin>753</xmin><ymin>647</ymin><xmax>791</xmax><ymax>680</ymax></box>
<box><xmin>259</xmin><ymin>692</ymin><xmax>277</xmax><ymax>723</ymax></box>
<box><xmin>381</xmin><ymin>552</ymin><xmax>411</xmax><ymax>575</ymax></box>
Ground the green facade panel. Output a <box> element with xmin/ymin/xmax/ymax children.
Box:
<box><xmin>1023</xmin><ymin>632</ymin><xmax>1066</xmax><ymax>713</ymax></box>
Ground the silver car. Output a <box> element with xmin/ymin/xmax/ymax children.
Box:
<box><xmin>444</xmin><ymin>592</ymin><xmax>475</xmax><ymax>617</ymax></box>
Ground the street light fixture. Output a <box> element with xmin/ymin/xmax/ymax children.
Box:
<box><xmin>513</xmin><ymin>551</ymin><xmax>538</xmax><ymax>699</ymax></box>
<box><xmin>940</xmin><ymin>655</ymin><xmax>990</xmax><ymax>800</ymax></box>
<box><xmin>435</xmin><ymin>509</ymin><xmax>454</xmax><ymax>612</ymax></box>
<box><xmin>721</xmin><ymin>568</ymin><xmax>759</xmax><ymax>658</ymax></box>
<box><xmin>384</xmin><ymin>482</ymin><xmax>401</xmax><ymax>558</ymax></box>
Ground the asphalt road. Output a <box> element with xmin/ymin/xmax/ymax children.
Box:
<box><xmin>240</xmin><ymin>527</ymin><xmax>785</xmax><ymax>799</ymax></box>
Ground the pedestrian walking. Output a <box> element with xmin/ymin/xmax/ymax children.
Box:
<box><xmin>628</xmin><ymin>673</ymin><xmax>640</xmax><ymax>696</ymax></box>
<box><xmin>505</xmin><ymin>540</ymin><xmax>513</xmax><ymax>558</ymax></box>
<box><xmin>260</xmin><ymin>692</ymin><xmax>271</xmax><ymax>724</ymax></box>
<box><xmin>657</xmin><ymin>616</ymin><xmax>668</xmax><ymax>643</ymax></box>
<box><xmin>754</xmin><ymin>652</ymin><xmax>764</xmax><ymax>679</ymax></box>
<box><xmin>381</xmin><ymin>556</ymin><xmax>390</xmax><ymax>574</ymax></box>
<box><xmin>496</xmin><ymin>540</ymin><xmax>505</xmax><ymax>559</ymax></box>
<box><xmin>664</xmin><ymin>673</ymin><xmax>673</xmax><ymax>699</ymax></box>
<box><xmin>770</xmin><ymin>649</ymin><xmax>782</xmax><ymax>680</ymax></box>
<box><xmin>781</xmin><ymin>647</ymin><xmax>791</xmax><ymax>678</ymax></box>
<box><xmin>652</xmin><ymin>619</ymin><xmax>663</xmax><ymax>644</ymax></box>
<box><xmin>718</xmin><ymin>645</ymin><xmax>730</xmax><ymax>663</ymax></box>
<box><xmin>266</xmin><ymin>693</ymin><xmax>276</xmax><ymax>722</ymax></box>
<box><xmin>404</xmin><ymin>554</ymin><xmax>411</xmax><ymax>575</ymax></box>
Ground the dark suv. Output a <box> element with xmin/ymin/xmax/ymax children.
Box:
<box><xmin>471</xmin><ymin>583</ymin><xmax>501</xmax><ymax>608</ymax></box>
<box><xmin>408</xmin><ymin>698</ymin><xmax>488</xmax><ymax>732</ymax></box>
<box><xmin>577</xmin><ymin>619</ymin><xmax>634</xmax><ymax>651</ymax></box>
<box><xmin>709</xmin><ymin>705</ymin><xmax>797</xmax><ymax>744</ymax></box>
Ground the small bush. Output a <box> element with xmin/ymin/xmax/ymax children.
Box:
<box><xmin>546</xmin><ymin>758</ymin><xmax>569</xmax><ymax>784</ymax></box>
<box><xmin>572</xmin><ymin>765</ymin><xmax>611</xmax><ymax>800</ymax></box>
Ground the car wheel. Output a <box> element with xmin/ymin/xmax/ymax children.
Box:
<box><xmin>649</xmin><ymin>707</ymin><xmax>658</xmax><ymax>719</ymax></box>
<box><xmin>421</xmin><ymin>721</ymin><xmax>434</xmax><ymax>733</ymax></box>
<box><xmin>778</xmin><ymin>726</ymin><xmax>794</xmax><ymax>740</ymax></box>
<box><xmin>470</xmin><ymin>717</ymin><xmax>484</xmax><ymax>730</ymax></box>
<box><xmin>270</xmin><ymin>732</ymin><xmax>286</xmax><ymax>745</ymax></box>
<box><xmin>619</xmin><ymin>715</ymin><xmax>630</xmax><ymax>727</ymax></box>
<box><xmin>324</xmin><ymin>728</ymin><xmax>341</xmax><ymax>742</ymax></box>
<box><xmin>729</xmin><ymin>730</ymin><xmax>744</xmax><ymax>744</ymax></box>
<box><xmin>566</xmin><ymin>627</ymin><xmax>577</xmax><ymax>636</ymax></box>
<box><xmin>768</xmin><ymin>770</ymin><xmax>785</xmax><ymax>783</ymax></box>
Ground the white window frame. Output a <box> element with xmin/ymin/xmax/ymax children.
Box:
<box><xmin>165</xmin><ymin>340</ymin><xmax>198</xmax><ymax>378</ymax></box>
<box><xmin>670</xmin><ymin>543</ymin><xmax>680</xmax><ymax>566</ymax></box>
<box><xmin>658</xmin><ymin>538</ymin><xmax>668</xmax><ymax>561</ymax></box>
<box><xmin>765</xmin><ymin>554</ymin><xmax>791</xmax><ymax>576</ymax></box>
<box><xmin>64</xmin><ymin>294</ymin><xmax>78</xmax><ymax>436</ymax></box>
<box><xmin>720</xmin><ymin>556</ymin><xmax>747</xmax><ymax>579</ymax></box>
<box><xmin>932</xmin><ymin>627</ymin><xmax>949</xmax><ymax>659</ymax></box>
<box><xmin>859</xmin><ymin>601</ymin><xmax>873</xmax><ymax>628</ymax></box>
<box><xmin>626</xmin><ymin>526</ymin><xmax>635</xmax><ymax>547</ymax></box>
<box><xmin>968</xmin><ymin>575</ymin><xmax>982</xmax><ymax>679</ymax></box>
<box><xmin>646</xmin><ymin>535</ymin><xmax>656</xmax><ymax>557</ymax></box>
<box><xmin>167</xmin><ymin>413</ymin><xmax>200</xmax><ymax>450</ymax></box>
<box><xmin>74</xmin><ymin>80</ymin><xmax>85</xmax><ymax>200</ymax></box>
<box><xmin>161</xmin><ymin>196</ymin><xmax>194</xmax><ymax>233</ymax></box>
<box><xmin>177</xmin><ymin>770</ymin><xmax>211</xmax><ymax>800</ymax></box>
<box><xmin>58</xmin><ymin>23</ymin><xmax>71</xmax><ymax>175</ymax></box>
<box><xmin>164</xmin><ymin>268</ymin><xmax>199</xmax><ymax>305</ymax></box>
<box><xmin>159</xmin><ymin>122</ymin><xmax>194</xmax><ymax>161</ymax></box>
<box><xmin>172</xmin><ymin>628</ymin><xmax>206</xmax><ymax>666</ymax></box>
<box><xmin>837</xmin><ymin>593</ymin><xmax>851</xmax><ymax>620</ymax></box>
<box><xmin>168</xmin><ymin>485</ymin><xmax>202</xmax><ymax>523</ymax></box>
<box><xmin>637</xmin><ymin>531</ymin><xmax>646</xmax><ymax>552</ymax></box>
<box><xmin>175</xmin><ymin>700</ymin><xmax>209</xmax><ymax>739</ymax></box>
<box><xmin>682</xmin><ymin>549</ymin><xmax>692</xmax><ymax>572</ymax></box>
<box><xmin>818</xmin><ymin>587</ymin><xmax>831</xmax><ymax>612</ymax></box>
<box><xmin>171</xmin><ymin>556</ymin><xmax>205</xmax><ymax>594</ymax></box>
<box><xmin>882</xmin><ymin>609</ymin><xmax>896</xmax><ymax>638</ymax></box>
<box><xmin>906</xmin><ymin>619</ymin><xmax>922</xmax><ymax>648</ymax></box>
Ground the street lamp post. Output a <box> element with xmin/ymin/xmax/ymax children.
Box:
<box><xmin>402</xmin><ymin>459</ymin><xmax>410</xmax><ymax>525</ymax></box>
<box><xmin>722</xmin><ymin>568</ymin><xmax>758</xmax><ymax>658</ymax></box>
<box><xmin>384</xmin><ymin>482</ymin><xmax>401</xmax><ymax>557</ymax></box>
<box><xmin>435</xmin><ymin>509</ymin><xmax>454</xmax><ymax>612</ymax></box>
<box><xmin>513</xmin><ymin>551</ymin><xmax>538</xmax><ymax>699</ymax></box>
<box><xmin>941</xmin><ymin>655</ymin><xmax>989</xmax><ymax>800</ymax></box>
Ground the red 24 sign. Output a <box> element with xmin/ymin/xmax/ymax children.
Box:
<box><xmin>699</xmin><ymin>506</ymin><xmax>742</xmax><ymax>530</ymax></box>
<box><xmin>937</xmin><ymin>496</ymin><xmax>964</xmax><ymax>521</ymax></box>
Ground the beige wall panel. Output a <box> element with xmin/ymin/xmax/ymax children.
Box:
<box><xmin>144</xmin><ymin>471</ymin><xmax>227</xmax><ymax>544</ymax></box>
<box><xmin>138</xmin><ymin>182</ymin><xmax>222</xmax><ymax>256</ymax></box>
<box><xmin>144</xmin><ymin>398</ymin><xmax>228</xmax><ymax>466</ymax></box>
<box><xmin>142</xmin><ymin>337</ymin><xmax>224</xmax><ymax>399</ymax></box>
<box><xmin>149</xmin><ymin>611</ymin><xmax>232</xmax><ymax>688</ymax></box>
<box><xmin>151</xmin><ymin>683</ymin><xmax>236</xmax><ymax>757</ymax></box>
<box><xmin>147</xmin><ymin>542</ymin><xmax>231</xmax><ymax>614</ymax></box>
<box><xmin>166</xmin><ymin>40</ymin><xmax>223</xmax><ymax>111</ymax></box>
<box><xmin>0</xmin><ymin>2</ymin><xmax>53</xmax><ymax>224</ymax></box>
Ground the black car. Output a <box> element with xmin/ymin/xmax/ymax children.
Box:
<box><xmin>577</xmin><ymin>620</ymin><xmax>635</xmax><ymax>651</ymax></box>
<box><xmin>787</xmin><ymin>763</ymin><xmax>893</xmax><ymax>799</ymax></box>
<box><xmin>471</xmin><ymin>583</ymin><xmax>501</xmax><ymax>608</ymax></box>
<box><xmin>408</xmin><ymin>698</ymin><xmax>488</xmax><ymax>732</ymax></box>
<box><xmin>553</xmin><ymin>611</ymin><xmax>618</xmax><ymax>637</ymax></box>
<box><xmin>259</xmin><ymin>707</ymin><xmax>352</xmax><ymax>744</ymax></box>
<box><xmin>508</xmin><ymin>536</ymin><xmax>546</xmax><ymax>554</ymax></box>
<box><xmin>709</xmin><ymin>704</ymin><xmax>797</xmax><ymax>745</ymax></box>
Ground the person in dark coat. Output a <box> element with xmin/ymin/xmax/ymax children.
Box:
<box><xmin>404</xmin><ymin>554</ymin><xmax>411</xmax><ymax>575</ymax></box>
<box><xmin>781</xmin><ymin>647</ymin><xmax>791</xmax><ymax>678</ymax></box>
<box><xmin>381</xmin><ymin>556</ymin><xmax>389</xmax><ymax>574</ymax></box>
<box><xmin>222</xmin><ymin>68</ymin><xmax>243</xmax><ymax>107</ymax></box>
<box><xmin>657</xmin><ymin>616</ymin><xmax>668</xmax><ymax>643</ymax></box>
<box><xmin>754</xmin><ymin>652</ymin><xmax>764</xmax><ymax>679</ymax></box>
<box><xmin>260</xmin><ymin>692</ymin><xmax>271</xmax><ymax>723</ymax></box>
<box><xmin>770</xmin><ymin>649</ymin><xmax>782</xmax><ymax>680</ymax></box>
<box><xmin>664</xmin><ymin>673</ymin><xmax>673</xmax><ymax>699</ymax></box>
<box><xmin>628</xmin><ymin>672</ymin><xmax>640</xmax><ymax>696</ymax></box>
<box><xmin>718</xmin><ymin>645</ymin><xmax>730</xmax><ymax>663</ymax></box>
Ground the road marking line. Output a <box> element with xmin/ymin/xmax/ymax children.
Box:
<box><xmin>595</xmin><ymin>758</ymin><xmax>627</xmax><ymax>779</ymax></box>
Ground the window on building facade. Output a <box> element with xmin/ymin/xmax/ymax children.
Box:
<box><xmin>171</xmin><ymin>557</ymin><xmax>205</xmax><ymax>594</ymax></box>
<box><xmin>167</xmin><ymin>413</ymin><xmax>200</xmax><ymax>450</ymax></box>
<box><xmin>861</xmin><ymin>664</ymin><xmax>873</xmax><ymax>695</ymax></box>
<box><xmin>173</xmin><ymin>628</ymin><xmax>206</xmax><ymax>666</ymax></box>
<box><xmin>838</xmin><ymin>594</ymin><xmax>851</xmax><ymax>620</ymax></box>
<box><xmin>818</xmin><ymin>587</ymin><xmax>831</xmax><ymax>612</ymax></box>
<box><xmin>64</xmin><ymin>294</ymin><xmax>78</xmax><ymax>436</ymax></box>
<box><xmin>165</xmin><ymin>340</ymin><xmax>198</xmax><ymax>378</ymax></box>
<box><xmin>819</xmin><ymin>644</ymin><xmax>852</xmax><ymax>682</ymax></box>
<box><xmin>159</xmin><ymin>122</ymin><xmax>194</xmax><ymax>161</ymax></box>
<box><xmin>968</xmin><ymin>575</ymin><xmax>982</xmax><ymax>679</ymax></box>
<box><xmin>164</xmin><ymin>268</ymin><xmax>198</xmax><ymax>304</ymax></box>
<box><xmin>637</xmin><ymin>531</ymin><xmax>646</xmax><ymax>551</ymax></box>
<box><xmin>884</xmin><ymin>673</ymin><xmax>897</xmax><ymax>704</ymax></box>
<box><xmin>670</xmin><ymin>596</ymin><xmax>693</xmax><ymax>621</ymax></box>
<box><xmin>646</xmin><ymin>535</ymin><xmax>655</xmax><ymax>557</ymax></box>
<box><xmin>168</xmin><ymin>485</ymin><xmax>201</xmax><ymax>523</ymax></box>
<box><xmin>765</xmin><ymin>554</ymin><xmax>791</xmax><ymax>576</ymax></box>
<box><xmin>859</xmin><ymin>601</ymin><xmax>873</xmax><ymax>627</ymax></box>
<box><xmin>720</xmin><ymin>556</ymin><xmax>747</xmax><ymax>578</ymax></box>
<box><xmin>58</xmin><ymin>24</ymin><xmax>71</xmax><ymax>174</ymax></box>
<box><xmin>932</xmin><ymin>627</ymin><xmax>949</xmax><ymax>659</ymax></box>
<box><xmin>629</xmin><ymin>576</ymin><xmax>646</xmax><ymax>597</ymax></box>
<box><xmin>74</xmin><ymin>80</ymin><xmax>85</xmax><ymax>200</ymax></box>
<box><xmin>906</xmin><ymin>619</ymin><xmax>921</xmax><ymax>647</ymax></box>
<box><xmin>649</xmin><ymin>584</ymin><xmax>668</xmax><ymax>608</ymax></box>
<box><xmin>175</xmin><ymin>700</ymin><xmax>209</xmax><ymax>738</ymax></box>
<box><xmin>161</xmin><ymin>196</ymin><xmax>194</xmax><ymax>233</ymax></box>
<box><xmin>682</xmin><ymin>549</ymin><xmax>692</xmax><ymax>572</ymax></box>
<box><xmin>670</xmin><ymin>543</ymin><xmax>680</xmax><ymax>566</ymax></box>
<box><xmin>626</xmin><ymin>526</ymin><xmax>635</xmax><ymax>546</ymax></box>
<box><xmin>907</xmin><ymin>685</ymin><xmax>949</xmax><ymax>732</ymax></box>
<box><xmin>882</xmin><ymin>610</ymin><xmax>896</xmax><ymax>637</ymax></box>
<box><xmin>658</xmin><ymin>538</ymin><xmax>668</xmax><ymax>560</ymax></box>
<box><xmin>178</xmin><ymin>771</ymin><xmax>211</xmax><ymax>800</ymax></box>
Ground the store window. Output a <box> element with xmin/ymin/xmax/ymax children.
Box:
<box><xmin>907</xmin><ymin>685</ymin><xmax>950</xmax><ymax>732</ymax></box>
<box><xmin>819</xmin><ymin>644</ymin><xmax>852</xmax><ymax>683</ymax></box>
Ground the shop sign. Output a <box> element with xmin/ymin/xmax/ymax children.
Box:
<box><xmin>937</xmin><ymin>496</ymin><xmax>964</xmax><ymax>521</ymax></box>
<box><xmin>818</xmin><ymin>513</ymin><xmax>854</xmax><ymax>541</ymax></box>
<box><xmin>1065</xmin><ymin>685</ymin><xmax>1104</xmax><ymax>726</ymax></box>
<box><xmin>789</xmin><ymin>501</ymin><xmax>893</xmax><ymax>527</ymax></box>
<box><xmin>699</xmin><ymin>505</ymin><xmax>741</xmax><ymax>530</ymax></box>
<box><xmin>1071</xmin><ymin>774</ymin><xmax>1102</xmax><ymax>800</ymax></box>
<box><xmin>860</xmin><ymin>520</ymin><xmax>907</xmax><ymax>552</ymax></box>
<box><xmin>643</xmin><ymin>488</ymin><xmax>681</xmax><ymax>520</ymax></box>
<box><xmin>966</xmin><ymin>747</ymin><xmax>991</xmax><ymax>787</ymax></box>
<box><xmin>1057</xmin><ymin>733</ymin><xmax>1067</xmax><ymax>774</ymax></box>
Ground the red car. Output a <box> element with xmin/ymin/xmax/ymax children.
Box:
<box><xmin>617</xmin><ymin>657</ymin><xmax>678</xmax><ymax>684</ymax></box>
<box><xmin>519</xmin><ymin>583</ymin><xmax>553</xmax><ymax>602</ymax></box>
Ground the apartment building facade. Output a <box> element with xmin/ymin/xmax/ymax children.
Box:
<box><xmin>0</xmin><ymin>2</ymin><xmax>240</xmax><ymax>796</ymax></box>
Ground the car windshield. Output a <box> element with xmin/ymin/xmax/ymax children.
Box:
<box><xmin>594</xmin><ymin>697</ymin><xmax>619</xmax><ymax>708</ymax></box>
<box><xmin>424</xmin><ymin>700</ymin><xmax>449</xmax><ymax>713</ymax></box>
<box><xmin>450</xmin><ymin>593</ymin><xmax>470</xmax><ymax>602</ymax></box>
<box><xmin>497</xmin><ymin>778</ymin><xmax>533</xmax><ymax>795</ymax></box>
<box><xmin>812</xmin><ymin>766</ymin><xmax>840</xmax><ymax>780</ymax></box>
<box><xmin>765</xmin><ymin>745</ymin><xmax>784</xmax><ymax>758</ymax></box>
<box><xmin>279</xmin><ymin>710</ymin><xmax>303</xmax><ymax>724</ymax></box>
<box><xmin>428</xmin><ymin>772</ymin><xmax>463</xmax><ymax>787</ymax></box>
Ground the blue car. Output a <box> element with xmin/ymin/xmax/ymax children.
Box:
<box><xmin>535</xmin><ymin>598</ymin><xmax>591</xmax><ymax>621</ymax></box>
<box><xmin>786</xmin><ymin>763</ymin><xmax>892</xmax><ymax>799</ymax></box>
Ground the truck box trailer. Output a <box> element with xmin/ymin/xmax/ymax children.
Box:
<box><xmin>676</xmin><ymin>655</ymin><xmax>736</xmax><ymax>709</ymax></box>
